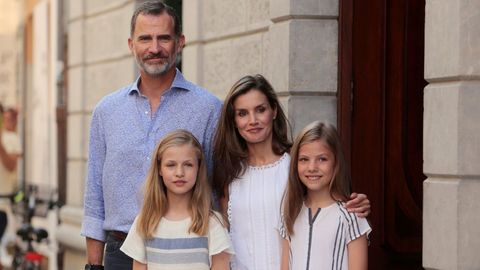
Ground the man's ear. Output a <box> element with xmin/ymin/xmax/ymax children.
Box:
<box><xmin>176</xmin><ymin>34</ymin><xmax>185</xmax><ymax>53</ymax></box>
<box><xmin>128</xmin><ymin>37</ymin><xmax>134</xmax><ymax>52</ymax></box>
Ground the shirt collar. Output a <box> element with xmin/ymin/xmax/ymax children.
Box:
<box><xmin>127</xmin><ymin>68</ymin><xmax>191</xmax><ymax>95</ymax></box>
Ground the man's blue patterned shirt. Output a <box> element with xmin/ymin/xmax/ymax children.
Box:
<box><xmin>81</xmin><ymin>70</ymin><xmax>222</xmax><ymax>241</ymax></box>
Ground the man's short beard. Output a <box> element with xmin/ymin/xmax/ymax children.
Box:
<box><xmin>135</xmin><ymin>53</ymin><xmax>177</xmax><ymax>77</ymax></box>
<box><xmin>142</xmin><ymin>61</ymin><xmax>170</xmax><ymax>77</ymax></box>
<box><xmin>136</xmin><ymin>58</ymin><xmax>172</xmax><ymax>77</ymax></box>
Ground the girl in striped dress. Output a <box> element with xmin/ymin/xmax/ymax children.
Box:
<box><xmin>121</xmin><ymin>130</ymin><xmax>233</xmax><ymax>270</ymax></box>
<box><xmin>281</xmin><ymin>121</ymin><xmax>371</xmax><ymax>270</ymax></box>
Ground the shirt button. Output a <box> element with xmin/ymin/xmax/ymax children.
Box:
<box><xmin>147</xmin><ymin>157</ymin><xmax>150</xmax><ymax>160</ymax></box>
<box><xmin>145</xmin><ymin>111</ymin><xmax>148</xmax><ymax>114</ymax></box>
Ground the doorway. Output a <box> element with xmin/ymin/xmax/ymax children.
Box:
<box><xmin>338</xmin><ymin>0</ymin><xmax>427</xmax><ymax>269</ymax></box>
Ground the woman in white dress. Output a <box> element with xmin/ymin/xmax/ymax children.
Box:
<box><xmin>212</xmin><ymin>74</ymin><xmax>370</xmax><ymax>270</ymax></box>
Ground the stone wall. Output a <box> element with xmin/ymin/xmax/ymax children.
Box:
<box><xmin>423</xmin><ymin>0</ymin><xmax>480</xmax><ymax>269</ymax></box>
<box><xmin>60</xmin><ymin>0</ymin><xmax>135</xmax><ymax>269</ymax></box>
<box><xmin>183</xmin><ymin>0</ymin><xmax>339</xmax><ymax>134</ymax></box>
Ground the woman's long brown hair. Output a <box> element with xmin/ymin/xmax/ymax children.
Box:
<box><xmin>212</xmin><ymin>74</ymin><xmax>292</xmax><ymax>199</ymax></box>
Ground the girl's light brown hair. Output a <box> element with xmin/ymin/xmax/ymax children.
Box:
<box><xmin>212</xmin><ymin>74</ymin><xmax>292</xmax><ymax>198</ymax></box>
<box><xmin>136</xmin><ymin>129</ymin><xmax>212</xmax><ymax>238</ymax></box>
<box><xmin>283</xmin><ymin>121</ymin><xmax>351</xmax><ymax>236</ymax></box>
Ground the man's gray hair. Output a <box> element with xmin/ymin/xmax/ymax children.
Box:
<box><xmin>130</xmin><ymin>1</ymin><xmax>181</xmax><ymax>37</ymax></box>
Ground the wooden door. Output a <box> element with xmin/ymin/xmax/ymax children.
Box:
<box><xmin>338</xmin><ymin>0</ymin><xmax>426</xmax><ymax>269</ymax></box>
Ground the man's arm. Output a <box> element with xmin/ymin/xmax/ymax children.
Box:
<box><xmin>203</xmin><ymin>99</ymin><xmax>222</xmax><ymax>175</ymax></box>
<box><xmin>82</xmin><ymin>108</ymin><xmax>108</xmax><ymax>262</ymax></box>
<box><xmin>86</xmin><ymin>237</ymin><xmax>105</xmax><ymax>265</ymax></box>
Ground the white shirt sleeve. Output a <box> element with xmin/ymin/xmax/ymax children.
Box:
<box><xmin>343</xmin><ymin>213</ymin><xmax>372</xmax><ymax>244</ymax></box>
<box><xmin>208</xmin><ymin>212</ymin><xmax>235</xmax><ymax>256</ymax></box>
<box><xmin>120</xmin><ymin>216</ymin><xmax>147</xmax><ymax>264</ymax></box>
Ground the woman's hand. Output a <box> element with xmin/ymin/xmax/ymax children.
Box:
<box><xmin>345</xmin><ymin>193</ymin><xmax>371</xmax><ymax>218</ymax></box>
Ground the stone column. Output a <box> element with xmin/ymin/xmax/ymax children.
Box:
<box><xmin>423</xmin><ymin>0</ymin><xmax>480</xmax><ymax>269</ymax></box>
<box><xmin>59</xmin><ymin>0</ymin><xmax>88</xmax><ymax>268</ymax></box>
<box><xmin>269</xmin><ymin>0</ymin><xmax>339</xmax><ymax>133</ymax></box>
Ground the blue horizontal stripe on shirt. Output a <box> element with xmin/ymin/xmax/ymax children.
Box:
<box><xmin>146</xmin><ymin>236</ymin><xmax>208</xmax><ymax>249</ymax></box>
<box><xmin>146</xmin><ymin>251</ymin><xmax>209</xmax><ymax>265</ymax></box>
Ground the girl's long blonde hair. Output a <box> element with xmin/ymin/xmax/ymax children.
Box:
<box><xmin>283</xmin><ymin>121</ymin><xmax>351</xmax><ymax>236</ymax></box>
<box><xmin>136</xmin><ymin>129</ymin><xmax>212</xmax><ymax>238</ymax></box>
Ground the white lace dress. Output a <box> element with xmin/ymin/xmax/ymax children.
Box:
<box><xmin>228</xmin><ymin>153</ymin><xmax>290</xmax><ymax>270</ymax></box>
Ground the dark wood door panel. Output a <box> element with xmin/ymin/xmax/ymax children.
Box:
<box><xmin>384</xmin><ymin>0</ymin><xmax>426</xmax><ymax>254</ymax></box>
<box><xmin>351</xmin><ymin>0</ymin><xmax>387</xmax><ymax>261</ymax></box>
<box><xmin>339</xmin><ymin>0</ymin><xmax>426</xmax><ymax>268</ymax></box>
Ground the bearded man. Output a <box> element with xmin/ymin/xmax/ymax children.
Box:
<box><xmin>81</xmin><ymin>2</ymin><xmax>221</xmax><ymax>269</ymax></box>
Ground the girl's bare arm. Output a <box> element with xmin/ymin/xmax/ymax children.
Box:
<box><xmin>133</xmin><ymin>260</ymin><xmax>147</xmax><ymax>270</ymax></box>
<box><xmin>211</xmin><ymin>251</ymin><xmax>231</xmax><ymax>270</ymax></box>
<box><xmin>347</xmin><ymin>234</ymin><xmax>368</xmax><ymax>270</ymax></box>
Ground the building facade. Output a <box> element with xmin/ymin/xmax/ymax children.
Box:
<box><xmin>2</xmin><ymin>0</ymin><xmax>479</xmax><ymax>269</ymax></box>
<box><xmin>423</xmin><ymin>0</ymin><xmax>480</xmax><ymax>269</ymax></box>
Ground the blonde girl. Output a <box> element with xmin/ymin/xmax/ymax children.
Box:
<box><xmin>281</xmin><ymin>121</ymin><xmax>371</xmax><ymax>270</ymax></box>
<box><xmin>121</xmin><ymin>130</ymin><xmax>233</xmax><ymax>270</ymax></box>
